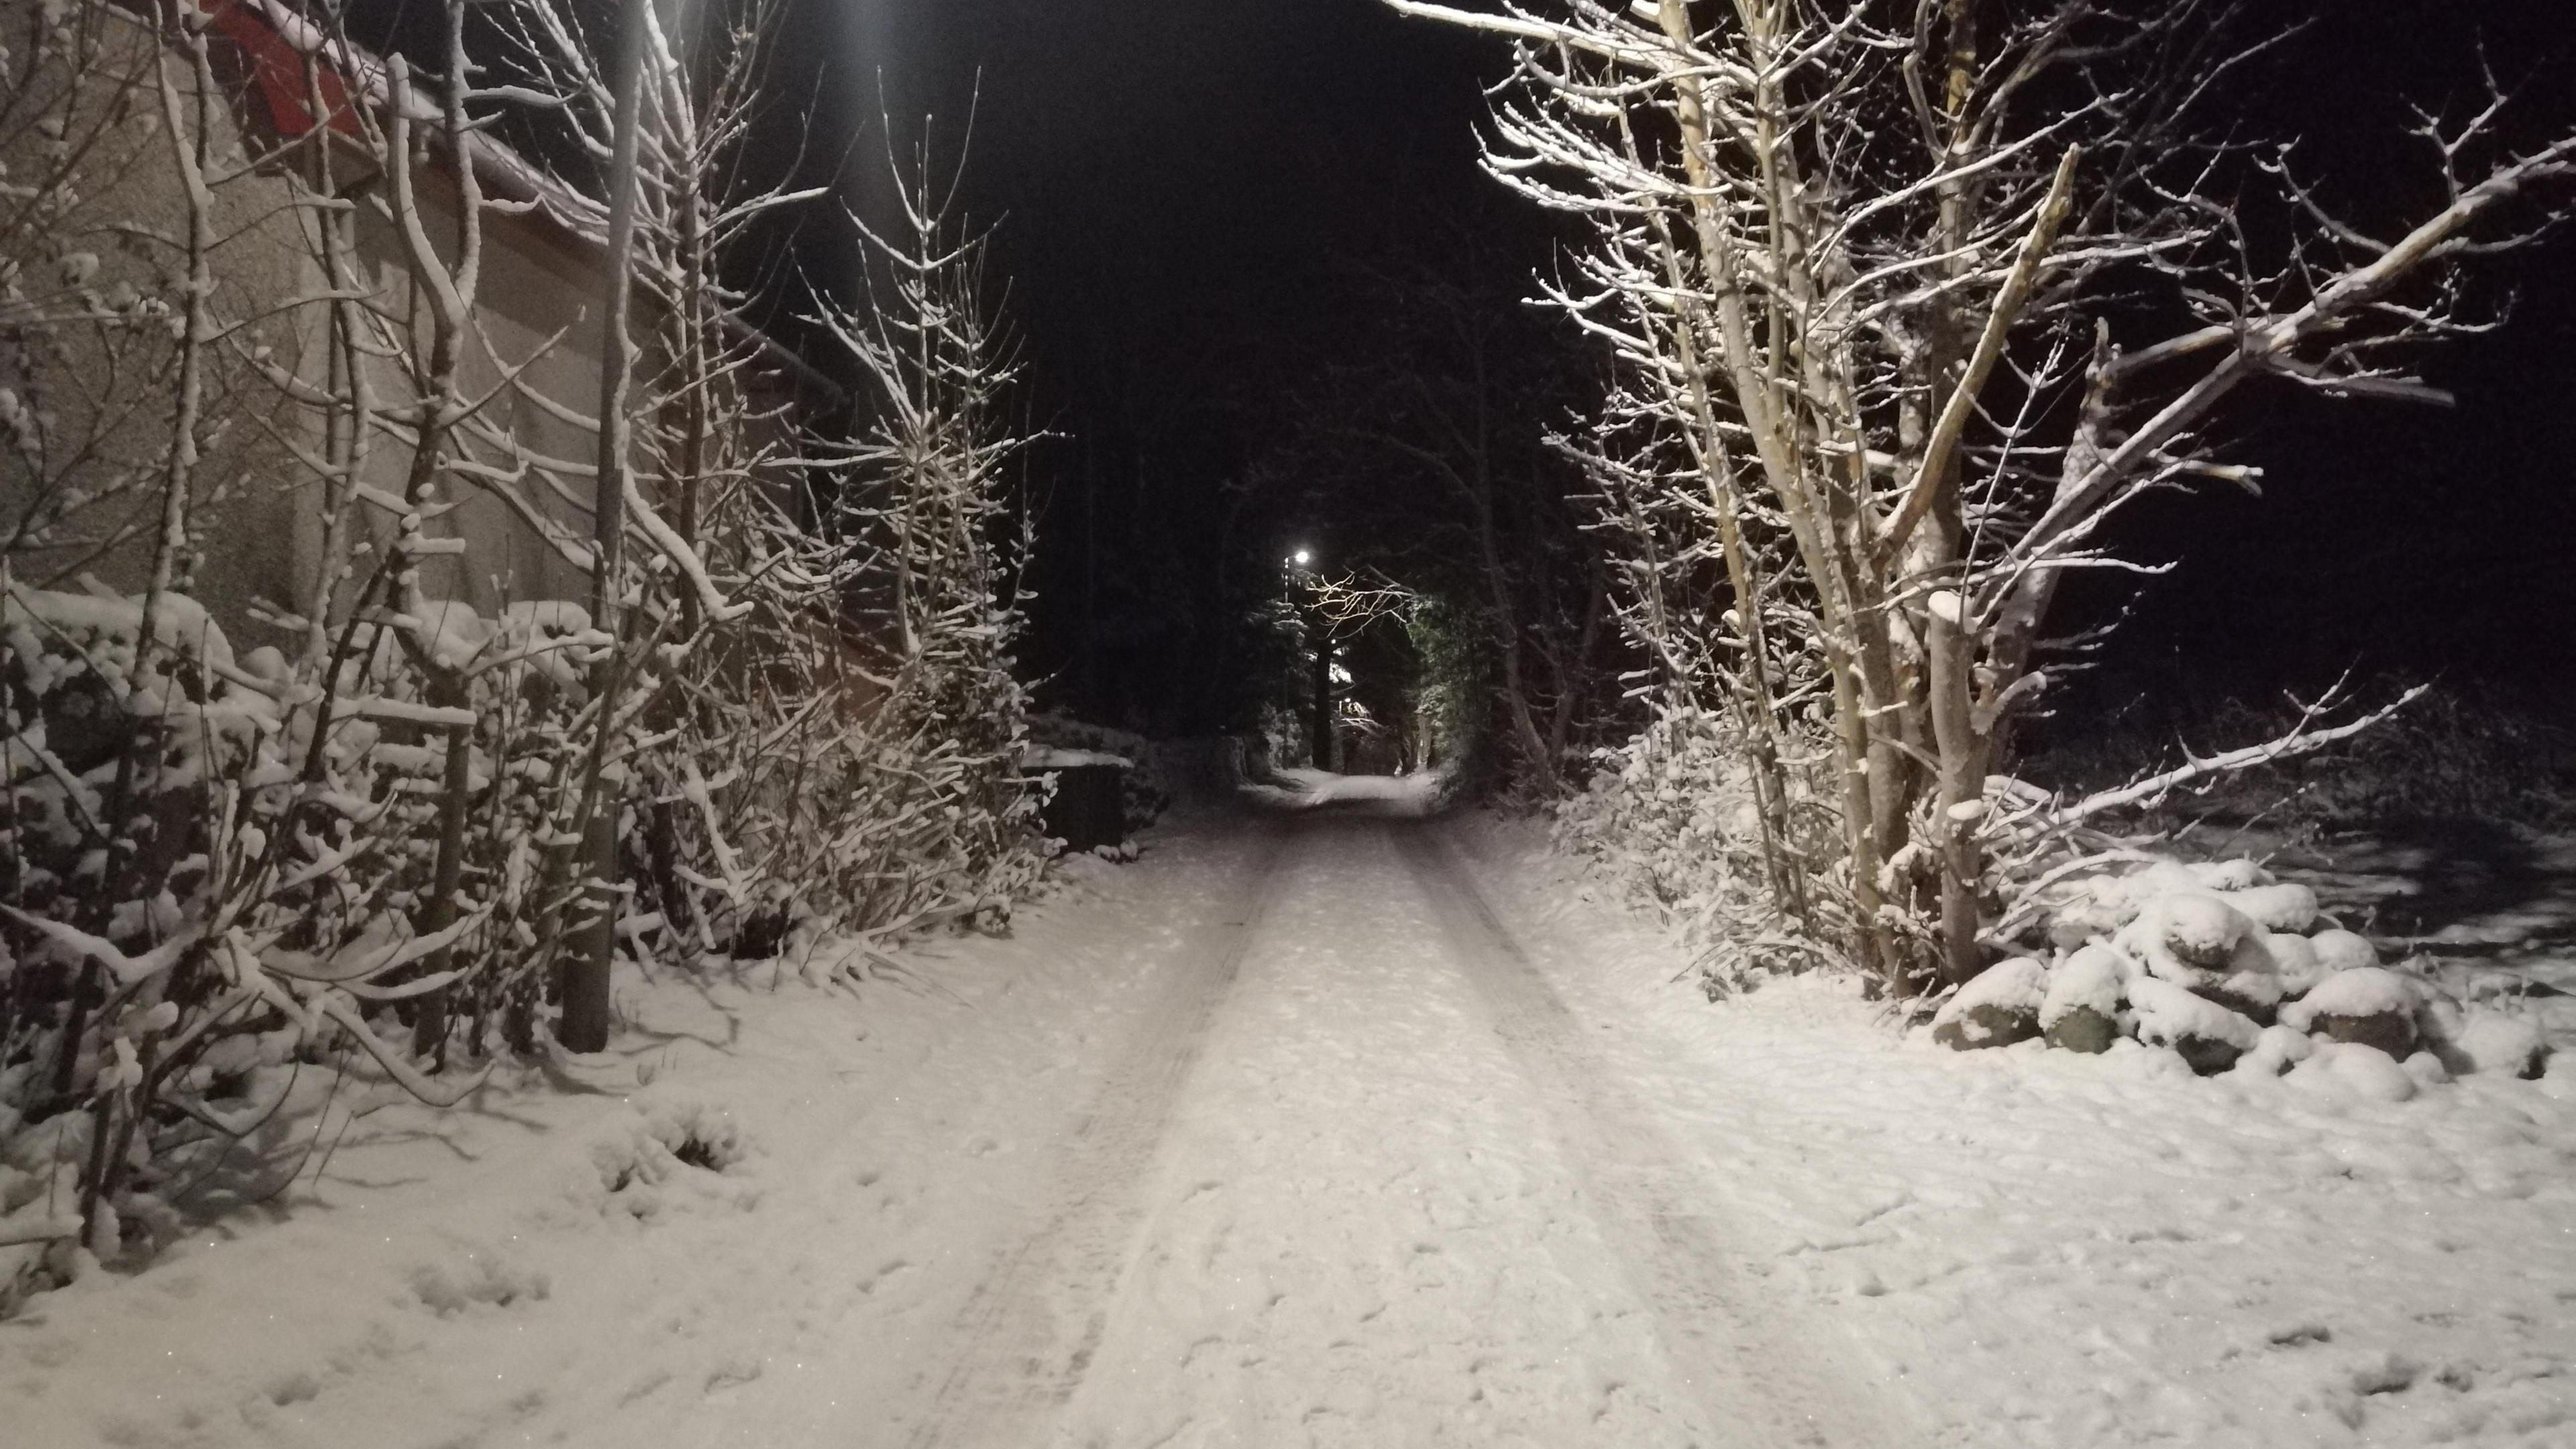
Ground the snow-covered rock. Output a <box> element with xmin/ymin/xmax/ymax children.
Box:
<box><xmin>2039</xmin><ymin>860</ymin><xmax>2200</xmax><ymax>947</ymax></box>
<box><xmin>2282</xmin><ymin>967</ymin><xmax>2422</xmax><ymax>1059</ymax></box>
<box><xmin>2194</xmin><ymin>967</ymin><xmax>2286</xmax><ymax>1028</ymax></box>
<box><xmin>2039</xmin><ymin>945</ymin><xmax>2126</xmax><ymax>1053</ymax></box>
<box><xmin>2402</xmin><ymin>1051</ymin><xmax>2453</xmax><ymax>1089</ymax></box>
<box><xmin>2116</xmin><ymin>892</ymin><xmax>2257</xmax><ymax>988</ymax></box>
<box><xmin>2233</xmin><ymin>1024</ymin><xmax>2318</xmax><ymax>1077</ymax></box>
<box><xmin>2127</xmin><ymin>977</ymin><xmax>2262</xmax><ymax>1075</ymax></box>
<box><xmin>1932</xmin><ymin>957</ymin><xmax>2048</xmax><ymax>1051</ymax></box>
<box><xmin>2187</xmin><ymin>857</ymin><xmax>2271</xmax><ymax>892</ymax></box>
<box><xmin>2218</xmin><ymin>883</ymin><xmax>2318</xmax><ymax>934</ymax></box>
<box><xmin>2308</xmin><ymin>928</ymin><xmax>2379</xmax><ymax>977</ymax></box>
<box><xmin>2258</xmin><ymin>931</ymin><xmax>2330</xmax><ymax>996</ymax></box>
<box><xmin>2288</xmin><ymin>1041</ymin><xmax>2419</xmax><ymax>1104</ymax></box>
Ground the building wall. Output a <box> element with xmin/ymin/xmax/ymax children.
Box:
<box><xmin>0</xmin><ymin>3</ymin><xmax>321</xmax><ymax>634</ymax></box>
<box><xmin>1</xmin><ymin>1</ymin><xmax>818</xmax><ymax>652</ymax></box>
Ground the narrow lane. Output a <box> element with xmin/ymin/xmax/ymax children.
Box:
<box><xmin>1395</xmin><ymin>826</ymin><xmax>1888</xmax><ymax>1449</ymax></box>
<box><xmin>901</xmin><ymin>821</ymin><xmax>1291</xmax><ymax>1447</ymax></box>
<box><xmin>896</xmin><ymin>813</ymin><xmax>1881</xmax><ymax>1448</ymax></box>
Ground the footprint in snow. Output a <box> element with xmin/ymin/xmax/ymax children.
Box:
<box><xmin>859</xmin><ymin>1259</ymin><xmax>914</xmax><ymax>1294</ymax></box>
<box><xmin>704</xmin><ymin>1358</ymin><xmax>764</xmax><ymax>1394</ymax></box>
<box><xmin>263</xmin><ymin>1370</ymin><xmax>323</xmax><ymax>1407</ymax></box>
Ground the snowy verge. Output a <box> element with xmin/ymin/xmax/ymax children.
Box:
<box><xmin>1448</xmin><ymin>809</ymin><xmax>2576</xmax><ymax>1448</ymax></box>
<box><xmin>0</xmin><ymin>832</ymin><xmax>1232</xmax><ymax>1449</ymax></box>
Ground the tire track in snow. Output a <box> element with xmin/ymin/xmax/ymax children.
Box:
<box><xmin>1393</xmin><ymin>825</ymin><xmax>1891</xmax><ymax>1449</ymax></box>
<box><xmin>900</xmin><ymin>822</ymin><xmax>1291</xmax><ymax>1449</ymax></box>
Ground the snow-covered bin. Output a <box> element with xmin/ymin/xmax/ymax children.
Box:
<box><xmin>1024</xmin><ymin>747</ymin><xmax>1133</xmax><ymax>853</ymax></box>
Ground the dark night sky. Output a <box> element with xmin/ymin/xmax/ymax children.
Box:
<box><xmin>813</xmin><ymin>0</ymin><xmax>1513</xmax><ymax>732</ymax></box>
<box><xmin>797</xmin><ymin>1</ymin><xmax>2576</xmax><ymax>731</ymax></box>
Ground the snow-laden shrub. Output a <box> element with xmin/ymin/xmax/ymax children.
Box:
<box><xmin>1554</xmin><ymin>702</ymin><xmax>1841</xmax><ymax>991</ymax></box>
<box><xmin>3</xmin><ymin>517</ymin><xmax>1042</xmax><ymax>1297</ymax></box>
<box><xmin>0</xmin><ymin>0</ymin><xmax>1049</xmax><ymax>1310</ymax></box>
<box><xmin>592</xmin><ymin>1099</ymin><xmax>750</xmax><ymax>1191</ymax></box>
<box><xmin>1028</xmin><ymin>714</ymin><xmax>1171</xmax><ymax>833</ymax></box>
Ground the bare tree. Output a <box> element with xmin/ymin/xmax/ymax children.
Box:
<box><xmin>1389</xmin><ymin>0</ymin><xmax>2576</xmax><ymax>991</ymax></box>
<box><xmin>1248</xmin><ymin>239</ymin><xmax>1623</xmax><ymax>796</ymax></box>
<box><xmin>2</xmin><ymin>0</ymin><xmax>1042</xmax><ymax>1291</ymax></box>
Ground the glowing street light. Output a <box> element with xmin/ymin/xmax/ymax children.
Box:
<box><xmin>1291</xmin><ymin>549</ymin><xmax>1312</xmax><ymax>567</ymax></box>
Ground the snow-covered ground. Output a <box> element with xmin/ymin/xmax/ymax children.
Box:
<box><xmin>1453</xmin><ymin>814</ymin><xmax>2576</xmax><ymax>1447</ymax></box>
<box><xmin>2249</xmin><ymin>827</ymin><xmax>2576</xmax><ymax>1046</ymax></box>
<box><xmin>5</xmin><ymin>791</ymin><xmax>2571</xmax><ymax>1447</ymax></box>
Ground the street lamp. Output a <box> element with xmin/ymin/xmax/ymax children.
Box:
<box><xmin>1281</xmin><ymin>547</ymin><xmax>1331</xmax><ymax>769</ymax></box>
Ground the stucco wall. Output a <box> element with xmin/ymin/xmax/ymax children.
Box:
<box><xmin>0</xmin><ymin>3</ymin><xmax>321</xmax><ymax>633</ymax></box>
<box><xmin>1</xmin><ymin>1</ymin><xmax>814</xmax><ymax>647</ymax></box>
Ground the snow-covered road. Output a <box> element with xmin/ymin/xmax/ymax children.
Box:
<box><xmin>905</xmin><ymin>813</ymin><xmax>1878</xmax><ymax>1448</ymax></box>
<box><xmin>9</xmin><ymin>800</ymin><xmax>2572</xmax><ymax>1448</ymax></box>
<box><xmin>3</xmin><ymin>808</ymin><xmax>1890</xmax><ymax>1448</ymax></box>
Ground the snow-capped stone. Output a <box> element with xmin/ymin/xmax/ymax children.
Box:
<box><xmin>2282</xmin><ymin>967</ymin><xmax>2422</xmax><ymax>1059</ymax></box>
<box><xmin>2285</xmin><ymin>965</ymin><xmax>2420</xmax><ymax>1023</ymax></box>
<box><xmin>2040</xmin><ymin>946</ymin><xmax>2127</xmax><ymax>1023</ymax></box>
<box><xmin>2289</xmin><ymin>1042</ymin><xmax>2418</xmax><ymax>1104</ymax></box>
<box><xmin>2218</xmin><ymin>883</ymin><xmax>2318</xmax><ymax>934</ymax></box>
<box><xmin>2233</xmin><ymin>1024</ymin><xmax>2318</xmax><ymax>1077</ymax></box>
<box><xmin>2116</xmin><ymin>892</ymin><xmax>2256</xmax><ymax>986</ymax></box>
<box><xmin>2259</xmin><ymin>932</ymin><xmax>2330</xmax><ymax>996</ymax></box>
<box><xmin>2129</xmin><ymin>859</ymin><xmax>2212</xmax><ymax>902</ymax></box>
<box><xmin>2188</xmin><ymin>858</ymin><xmax>2271</xmax><ymax>892</ymax></box>
<box><xmin>2308</xmin><ymin>929</ymin><xmax>2379</xmax><ymax>977</ymax></box>
<box><xmin>2193</xmin><ymin>968</ymin><xmax>2285</xmax><ymax>1028</ymax></box>
<box><xmin>1932</xmin><ymin>957</ymin><xmax>2048</xmax><ymax>1051</ymax></box>
<box><xmin>2402</xmin><ymin>1051</ymin><xmax>2453</xmax><ymax>1089</ymax></box>
<box><xmin>2039</xmin><ymin>945</ymin><xmax>2126</xmax><ymax>1054</ymax></box>
<box><xmin>2127</xmin><ymin>977</ymin><xmax>2261</xmax><ymax>1075</ymax></box>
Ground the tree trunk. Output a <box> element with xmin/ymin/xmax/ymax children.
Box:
<box><xmin>560</xmin><ymin>0</ymin><xmax>651</xmax><ymax>1055</ymax></box>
